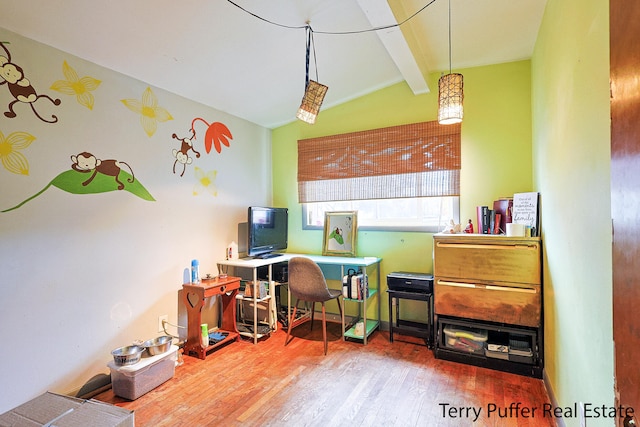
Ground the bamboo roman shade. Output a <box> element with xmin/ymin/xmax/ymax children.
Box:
<box><xmin>297</xmin><ymin>121</ymin><xmax>461</xmax><ymax>203</ymax></box>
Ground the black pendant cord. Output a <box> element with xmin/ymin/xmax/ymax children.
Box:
<box><xmin>448</xmin><ymin>0</ymin><xmax>452</xmax><ymax>75</ymax></box>
<box><xmin>225</xmin><ymin>0</ymin><xmax>437</xmax><ymax>35</ymax></box>
<box><xmin>304</xmin><ymin>26</ymin><xmax>311</xmax><ymax>88</ymax></box>
<box><xmin>303</xmin><ymin>25</ymin><xmax>320</xmax><ymax>88</ymax></box>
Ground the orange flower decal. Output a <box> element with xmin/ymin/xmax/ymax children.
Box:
<box><xmin>191</xmin><ymin>118</ymin><xmax>233</xmax><ymax>154</ymax></box>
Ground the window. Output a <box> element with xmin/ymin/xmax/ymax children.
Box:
<box><xmin>298</xmin><ymin>120</ymin><xmax>461</xmax><ymax>232</ymax></box>
<box><xmin>303</xmin><ymin>197</ymin><xmax>459</xmax><ymax>232</ymax></box>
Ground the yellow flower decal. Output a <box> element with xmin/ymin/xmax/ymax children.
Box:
<box><xmin>121</xmin><ymin>87</ymin><xmax>173</xmax><ymax>137</ymax></box>
<box><xmin>193</xmin><ymin>167</ymin><xmax>218</xmax><ymax>196</ymax></box>
<box><xmin>0</xmin><ymin>131</ymin><xmax>35</xmax><ymax>175</ymax></box>
<box><xmin>50</xmin><ymin>61</ymin><xmax>101</xmax><ymax>110</ymax></box>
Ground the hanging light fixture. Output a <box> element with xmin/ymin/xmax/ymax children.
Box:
<box><xmin>438</xmin><ymin>0</ymin><xmax>463</xmax><ymax>125</ymax></box>
<box><xmin>296</xmin><ymin>25</ymin><xmax>328</xmax><ymax>124</ymax></box>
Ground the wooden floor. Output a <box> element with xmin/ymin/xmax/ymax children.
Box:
<box><xmin>95</xmin><ymin>321</ymin><xmax>558</xmax><ymax>427</ymax></box>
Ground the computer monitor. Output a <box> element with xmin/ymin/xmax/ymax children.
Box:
<box><xmin>247</xmin><ymin>206</ymin><xmax>288</xmax><ymax>259</ymax></box>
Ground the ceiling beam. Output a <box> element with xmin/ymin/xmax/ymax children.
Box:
<box><xmin>356</xmin><ymin>0</ymin><xmax>430</xmax><ymax>94</ymax></box>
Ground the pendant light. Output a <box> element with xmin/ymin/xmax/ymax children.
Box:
<box><xmin>296</xmin><ymin>25</ymin><xmax>328</xmax><ymax>124</ymax></box>
<box><xmin>438</xmin><ymin>0</ymin><xmax>463</xmax><ymax>125</ymax></box>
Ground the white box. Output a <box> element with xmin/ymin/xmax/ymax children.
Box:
<box><xmin>0</xmin><ymin>391</ymin><xmax>134</xmax><ymax>427</ymax></box>
<box><xmin>108</xmin><ymin>345</ymin><xmax>178</xmax><ymax>400</ymax></box>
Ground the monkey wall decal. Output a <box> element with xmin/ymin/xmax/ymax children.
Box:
<box><xmin>169</xmin><ymin>119</ymin><xmax>232</xmax><ymax>178</ymax></box>
<box><xmin>171</xmin><ymin>130</ymin><xmax>201</xmax><ymax>177</ymax></box>
<box><xmin>71</xmin><ymin>152</ymin><xmax>135</xmax><ymax>190</ymax></box>
<box><xmin>0</xmin><ymin>42</ymin><xmax>62</xmax><ymax>123</ymax></box>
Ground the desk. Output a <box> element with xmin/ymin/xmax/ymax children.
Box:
<box><xmin>217</xmin><ymin>253</ymin><xmax>382</xmax><ymax>345</ymax></box>
<box><xmin>216</xmin><ymin>257</ymin><xmax>283</xmax><ymax>344</ymax></box>
<box><xmin>182</xmin><ymin>276</ymin><xmax>240</xmax><ymax>359</ymax></box>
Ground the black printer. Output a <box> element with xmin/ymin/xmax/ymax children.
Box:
<box><xmin>387</xmin><ymin>271</ymin><xmax>433</xmax><ymax>293</ymax></box>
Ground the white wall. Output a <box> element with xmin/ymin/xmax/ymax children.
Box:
<box><xmin>0</xmin><ymin>28</ymin><xmax>271</xmax><ymax>411</ymax></box>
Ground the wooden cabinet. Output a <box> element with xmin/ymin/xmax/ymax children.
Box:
<box><xmin>433</xmin><ymin>234</ymin><xmax>543</xmax><ymax>377</ymax></box>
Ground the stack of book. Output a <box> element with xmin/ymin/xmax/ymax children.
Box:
<box><xmin>476</xmin><ymin>198</ymin><xmax>512</xmax><ymax>234</ymax></box>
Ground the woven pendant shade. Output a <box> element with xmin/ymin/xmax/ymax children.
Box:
<box><xmin>296</xmin><ymin>80</ymin><xmax>328</xmax><ymax>124</ymax></box>
<box><xmin>438</xmin><ymin>73</ymin><xmax>464</xmax><ymax>125</ymax></box>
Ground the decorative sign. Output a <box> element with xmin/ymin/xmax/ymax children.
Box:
<box><xmin>512</xmin><ymin>192</ymin><xmax>539</xmax><ymax>236</ymax></box>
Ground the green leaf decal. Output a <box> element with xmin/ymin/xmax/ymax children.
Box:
<box><xmin>2</xmin><ymin>170</ymin><xmax>155</xmax><ymax>212</ymax></box>
<box><xmin>50</xmin><ymin>170</ymin><xmax>155</xmax><ymax>200</ymax></box>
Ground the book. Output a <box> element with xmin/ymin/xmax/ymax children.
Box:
<box><xmin>493</xmin><ymin>213</ymin><xmax>502</xmax><ymax>234</ymax></box>
<box><xmin>476</xmin><ymin>206</ymin><xmax>485</xmax><ymax>235</ymax></box>
<box><xmin>493</xmin><ymin>198</ymin><xmax>513</xmax><ymax>234</ymax></box>
<box><xmin>489</xmin><ymin>210</ymin><xmax>496</xmax><ymax>234</ymax></box>
<box><xmin>483</xmin><ymin>207</ymin><xmax>490</xmax><ymax>234</ymax></box>
<box><xmin>350</xmin><ymin>273</ymin><xmax>368</xmax><ymax>300</ymax></box>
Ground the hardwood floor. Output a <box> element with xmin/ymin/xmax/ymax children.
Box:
<box><xmin>95</xmin><ymin>321</ymin><xmax>558</xmax><ymax>426</ymax></box>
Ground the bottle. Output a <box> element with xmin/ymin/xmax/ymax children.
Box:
<box><xmin>191</xmin><ymin>259</ymin><xmax>200</xmax><ymax>284</ymax></box>
<box><xmin>227</xmin><ymin>241</ymin><xmax>238</xmax><ymax>260</ymax></box>
<box><xmin>200</xmin><ymin>323</ymin><xmax>208</xmax><ymax>347</ymax></box>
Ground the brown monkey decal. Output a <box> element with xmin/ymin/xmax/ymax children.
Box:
<box><xmin>0</xmin><ymin>42</ymin><xmax>61</xmax><ymax>123</ymax></box>
<box><xmin>171</xmin><ymin>130</ymin><xmax>201</xmax><ymax>177</ymax></box>
<box><xmin>71</xmin><ymin>152</ymin><xmax>135</xmax><ymax>190</ymax></box>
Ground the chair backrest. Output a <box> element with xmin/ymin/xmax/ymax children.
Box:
<box><xmin>288</xmin><ymin>257</ymin><xmax>334</xmax><ymax>302</ymax></box>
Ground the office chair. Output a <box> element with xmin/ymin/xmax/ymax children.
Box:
<box><xmin>285</xmin><ymin>256</ymin><xmax>344</xmax><ymax>355</ymax></box>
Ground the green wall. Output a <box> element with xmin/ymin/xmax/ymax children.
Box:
<box><xmin>272</xmin><ymin>60</ymin><xmax>533</xmax><ymax>321</ymax></box>
<box><xmin>532</xmin><ymin>0</ymin><xmax>614</xmax><ymax>425</ymax></box>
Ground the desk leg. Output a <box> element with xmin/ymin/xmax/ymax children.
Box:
<box><xmin>252</xmin><ymin>269</ymin><xmax>258</xmax><ymax>344</ymax></box>
<box><xmin>268</xmin><ymin>264</ymin><xmax>277</xmax><ymax>332</ymax></box>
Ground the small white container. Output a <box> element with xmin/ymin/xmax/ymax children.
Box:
<box><xmin>506</xmin><ymin>223</ymin><xmax>525</xmax><ymax>237</ymax></box>
<box><xmin>227</xmin><ymin>241</ymin><xmax>239</xmax><ymax>260</ymax></box>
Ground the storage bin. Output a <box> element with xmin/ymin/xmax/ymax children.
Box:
<box><xmin>443</xmin><ymin>324</ymin><xmax>488</xmax><ymax>354</ymax></box>
<box><xmin>485</xmin><ymin>343</ymin><xmax>509</xmax><ymax>360</ymax></box>
<box><xmin>108</xmin><ymin>345</ymin><xmax>178</xmax><ymax>400</ymax></box>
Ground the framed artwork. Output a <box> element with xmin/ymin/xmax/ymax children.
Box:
<box><xmin>322</xmin><ymin>211</ymin><xmax>357</xmax><ymax>257</ymax></box>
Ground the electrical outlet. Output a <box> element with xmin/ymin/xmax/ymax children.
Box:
<box><xmin>158</xmin><ymin>314</ymin><xmax>168</xmax><ymax>333</ymax></box>
<box><xmin>579</xmin><ymin>402</ymin><xmax>586</xmax><ymax>427</ymax></box>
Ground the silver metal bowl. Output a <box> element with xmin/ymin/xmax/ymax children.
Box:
<box><xmin>142</xmin><ymin>335</ymin><xmax>173</xmax><ymax>356</ymax></box>
<box><xmin>111</xmin><ymin>345</ymin><xmax>145</xmax><ymax>366</ymax></box>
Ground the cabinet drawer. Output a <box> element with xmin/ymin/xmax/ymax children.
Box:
<box><xmin>434</xmin><ymin>238</ymin><xmax>541</xmax><ymax>285</ymax></box>
<box><xmin>434</xmin><ymin>279</ymin><xmax>541</xmax><ymax>327</ymax></box>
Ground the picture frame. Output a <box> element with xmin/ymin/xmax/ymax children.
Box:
<box><xmin>322</xmin><ymin>211</ymin><xmax>358</xmax><ymax>257</ymax></box>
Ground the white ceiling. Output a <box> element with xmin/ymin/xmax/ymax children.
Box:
<box><xmin>0</xmin><ymin>0</ymin><xmax>547</xmax><ymax>129</ymax></box>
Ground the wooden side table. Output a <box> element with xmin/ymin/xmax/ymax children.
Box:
<box><xmin>182</xmin><ymin>276</ymin><xmax>241</xmax><ymax>359</ymax></box>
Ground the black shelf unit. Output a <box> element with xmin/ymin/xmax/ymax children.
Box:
<box><xmin>387</xmin><ymin>289</ymin><xmax>433</xmax><ymax>348</ymax></box>
<box><xmin>435</xmin><ymin>315</ymin><xmax>543</xmax><ymax>378</ymax></box>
